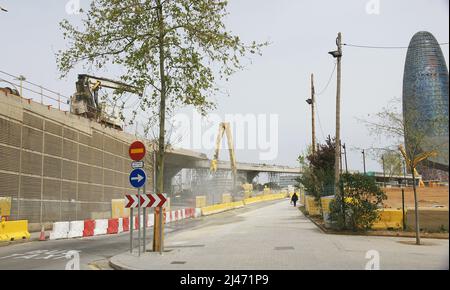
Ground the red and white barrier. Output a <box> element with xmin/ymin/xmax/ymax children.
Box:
<box><xmin>68</xmin><ymin>221</ymin><xmax>84</xmax><ymax>238</ymax></box>
<box><xmin>45</xmin><ymin>207</ymin><xmax>197</xmax><ymax>241</ymax></box>
<box><xmin>49</xmin><ymin>222</ymin><xmax>70</xmax><ymax>240</ymax></box>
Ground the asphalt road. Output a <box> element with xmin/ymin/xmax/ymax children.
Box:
<box><xmin>0</xmin><ymin>200</ymin><xmax>283</xmax><ymax>270</ymax></box>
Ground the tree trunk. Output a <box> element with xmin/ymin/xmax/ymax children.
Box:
<box><xmin>156</xmin><ymin>0</ymin><xmax>166</xmax><ymax>195</ymax></box>
<box><xmin>411</xmin><ymin>166</ymin><xmax>421</xmax><ymax>245</ymax></box>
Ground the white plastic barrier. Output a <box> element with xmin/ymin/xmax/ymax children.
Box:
<box><xmin>93</xmin><ymin>219</ymin><xmax>108</xmax><ymax>236</ymax></box>
<box><xmin>171</xmin><ymin>211</ymin><xmax>177</xmax><ymax>222</ymax></box>
<box><xmin>118</xmin><ymin>218</ymin><xmax>123</xmax><ymax>233</ymax></box>
<box><xmin>67</xmin><ymin>221</ymin><xmax>84</xmax><ymax>238</ymax></box>
<box><xmin>181</xmin><ymin>209</ymin><xmax>186</xmax><ymax>219</ymax></box>
<box><xmin>194</xmin><ymin>208</ymin><xmax>202</xmax><ymax>218</ymax></box>
<box><xmin>177</xmin><ymin>210</ymin><xmax>183</xmax><ymax>220</ymax></box>
<box><xmin>165</xmin><ymin>211</ymin><xmax>171</xmax><ymax>223</ymax></box>
<box><xmin>49</xmin><ymin>222</ymin><xmax>70</xmax><ymax>240</ymax></box>
<box><xmin>148</xmin><ymin>214</ymin><xmax>154</xmax><ymax>227</ymax></box>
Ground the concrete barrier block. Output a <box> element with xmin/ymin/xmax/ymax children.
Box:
<box><xmin>305</xmin><ymin>195</ymin><xmax>321</xmax><ymax>216</ymax></box>
<box><xmin>194</xmin><ymin>208</ymin><xmax>202</xmax><ymax>218</ymax></box>
<box><xmin>118</xmin><ymin>218</ymin><xmax>123</xmax><ymax>233</ymax></box>
<box><xmin>49</xmin><ymin>221</ymin><xmax>70</xmax><ymax>240</ymax></box>
<box><xmin>93</xmin><ymin>219</ymin><xmax>108</xmax><ymax>236</ymax></box>
<box><xmin>0</xmin><ymin>220</ymin><xmax>30</xmax><ymax>241</ymax></box>
<box><xmin>68</xmin><ymin>221</ymin><xmax>84</xmax><ymax>238</ymax></box>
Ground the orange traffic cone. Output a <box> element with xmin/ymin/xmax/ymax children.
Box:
<box><xmin>39</xmin><ymin>225</ymin><xmax>46</xmax><ymax>241</ymax></box>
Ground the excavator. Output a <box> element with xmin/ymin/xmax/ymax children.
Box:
<box><xmin>210</xmin><ymin>122</ymin><xmax>238</xmax><ymax>191</ymax></box>
<box><xmin>398</xmin><ymin>144</ymin><xmax>438</xmax><ymax>187</ymax></box>
<box><xmin>70</xmin><ymin>74</ymin><xmax>141</xmax><ymax>130</ymax></box>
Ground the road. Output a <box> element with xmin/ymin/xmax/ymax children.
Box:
<box><xmin>0</xmin><ymin>201</ymin><xmax>282</xmax><ymax>270</ymax></box>
<box><xmin>111</xmin><ymin>199</ymin><xmax>449</xmax><ymax>270</ymax></box>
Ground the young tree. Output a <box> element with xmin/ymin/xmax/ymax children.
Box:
<box><xmin>361</xmin><ymin>98</ymin><xmax>447</xmax><ymax>244</ymax></box>
<box><xmin>57</xmin><ymin>0</ymin><xmax>267</xmax><ymax>196</ymax></box>
<box><xmin>380</xmin><ymin>151</ymin><xmax>402</xmax><ymax>180</ymax></box>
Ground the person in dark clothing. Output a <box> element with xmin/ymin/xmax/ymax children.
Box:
<box><xmin>291</xmin><ymin>192</ymin><xmax>299</xmax><ymax>207</ymax></box>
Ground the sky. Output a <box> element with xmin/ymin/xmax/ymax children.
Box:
<box><xmin>0</xmin><ymin>0</ymin><xmax>448</xmax><ymax>172</ymax></box>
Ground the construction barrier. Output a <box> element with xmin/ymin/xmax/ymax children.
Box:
<box><xmin>94</xmin><ymin>219</ymin><xmax>108</xmax><ymax>236</ymax></box>
<box><xmin>122</xmin><ymin>217</ymin><xmax>129</xmax><ymax>232</ymax></box>
<box><xmin>195</xmin><ymin>208</ymin><xmax>202</xmax><ymax>218</ymax></box>
<box><xmin>49</xmin><ymin>222</ymin><xmax>70</xmax><ymax>240</ymax></box>
<box><xmin>68</xmin><ymin>221</ymin><xmax>84</xmax><ymax>238</ymax></box>
<box><xmin>107</xmin><ymin>218</ymin><xmax>119</xmax><ymax>234</ymax></box>
<box><xmin>305</xmin><ymin>195</ymin><xmax>321</xmax><ymax>216</ymax></box>
<box><xmin>118</xmin><ymin>218</ymin><xmax>123</xmax><ymax>233</ymax></box>
<box><xmin>372</xmin><ymin>209</ymin><xmax>404</xmax><ymax>230</ymax></box>
<box><xmin>83</xmin><ymin>220</ymin><xmax>95</xmax><ymax>237</ymax></box>
<box><xmin>0</xmin><ymin>220</ymin><xmax>30</xmax><ymax>241</ymax></box>
<box><xmin>148</xmin><ymin>214</ymin><xmax>154</xmax><ymax>227</ymax></box>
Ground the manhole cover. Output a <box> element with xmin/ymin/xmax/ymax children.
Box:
<box><xmin>171</xmin><ymin>261</ymin><xmax>186</xmax><ymax>264</ymax></box>
<box><xmin>274</xmin><ymin>246</ymin><xmax>295</xmax><ymax>250</ymax></box>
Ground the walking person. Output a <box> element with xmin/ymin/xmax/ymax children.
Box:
<box><xmin>291</xmin><ymin>192</ymin><xmax>299</xmax><ymax>207</ymax></box>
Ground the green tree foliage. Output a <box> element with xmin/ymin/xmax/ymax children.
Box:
<box><xmin>57</xmin><ymin>0</ymin><xmax>267</xmax><ymax>193</ymax></box>
<box><xmin>380</xmin><ymin>151</ymin><xmax>402</xmax><ymax>178</ymax></box>
<box><xmin>296</xmin><ymin>136</ymin><xmax>335</xmax><ymax>199</ymax></box>
<box><xmin>329</xmin><ymin>173</ymin><xmax>387</xmax><ymax>231</ymax></box>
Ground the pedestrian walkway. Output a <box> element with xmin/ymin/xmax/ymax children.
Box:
<box><xmin>110</xmin><ymin>200</ymin><xmax>449</xmax><ymax>270</ymax></box>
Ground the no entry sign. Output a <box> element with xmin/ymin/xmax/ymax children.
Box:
<box><xmin>129</xmin><ymin>141</ymin><xmax>146</xmax><ymax>161</ymax></box>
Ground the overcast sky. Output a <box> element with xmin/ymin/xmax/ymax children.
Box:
<box><xmin>0</xmin><ymin>0</ymin><xmax>448</xmax><ymax>172</ymax></box>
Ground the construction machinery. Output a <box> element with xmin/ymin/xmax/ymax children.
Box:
<box><xmin>398</xmin><ymin>144</ymin><xmax>438</xmax><ymax>187</ymax></box>
<box><xmin>210</xmin><ymin>122</ymin><xmax>238</xmax><ymax>191</ymax></box>
<box><xmin>70</xmin><ymin>74</ymin><xmax>141</xmax><ymax>130</ymax></box>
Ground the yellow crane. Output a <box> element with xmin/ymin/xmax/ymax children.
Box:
<box><xmin>398</xmin><ymin>144</ymin><xmax>437</xmax><ymax>187</ymax></box>
<box><xmin>210</xmin><ymin>122</ymin><xmax>237</xmax><ymax>190</ymax></box>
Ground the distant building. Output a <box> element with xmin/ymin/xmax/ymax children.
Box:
<box><xmin>402</xmin><ymin>31</ymin><xmax>449</xmax><ymax>180</ymax></box>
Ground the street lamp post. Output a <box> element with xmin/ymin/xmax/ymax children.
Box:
<box><xmin>329</xmin><ymin>32</ymin><xmax>342</xmax><ymax>196</ymax></box>
<box><xmin>362</xmin><ymin>149</ymin><xmax>366</xmax><ymax>175</ymax></box>
<box><xmin>342</xmin><ymin>143</ymin><xmax>348</xmax><ymax>173</ymax></box>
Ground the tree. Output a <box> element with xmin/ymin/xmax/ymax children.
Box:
<box><xmin>361</xmin><ymin>97</ymin><xmax>447</xmax><ymax>244</ymax></box>
<box><xmin>57</xmin><ymin>0</ymin><xmax>267</xmax><ymax>196</ymax></box>
<box><xmin>380</xmin><ymin>151</ymin><xmax>402</xmax><ymax>179</ymax></box>
<box><xmin>329</xmin><ymin>173</ymin><xmax>386</xmax><ymax>231</ymax></box>
<box><xmin>296</xmin><ymin>136</ymin><xmax>336</xmax><ymax>200</ymax></box>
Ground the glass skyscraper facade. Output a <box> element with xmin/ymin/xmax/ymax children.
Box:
<box><xmin>402</xmin><ymin>31</ymin><xmax>449</xmax><ymax>174</ymax></box>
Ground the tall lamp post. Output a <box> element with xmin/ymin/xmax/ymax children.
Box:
<box><xmin>362</xmin><ymin>149</ymin><xmax>367</xmax><ymax>175</ymax></box>
<box><xmin>328</xmin><ymin>32</ymin><xmax>342</xmax><ymax>196</ymax></box>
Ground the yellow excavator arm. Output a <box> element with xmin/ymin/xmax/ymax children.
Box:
<box><xmin>210</xmin><ymin>122</ymin><xmax>237</xmax><ymax>175</ymax></box>
<box><xmin>398</xmin><ymin>144</ymin><xmax>438</xmax><ymax>187</ymax></box>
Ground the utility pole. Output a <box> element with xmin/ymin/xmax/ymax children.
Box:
<box><xmin>329</xmin><ymin>32</ymin><xmax>342</xmax><ymax>196</ymax></box>
<box><xmin>342</xmin><ymin>143</ymin><xmax>348</xmax><ymax>173</ymax></box>
<box><xmin>362</xmin><ymin>149</ymin><xmax>366</xmax><ymax>175</ymax></box>
<box><xmin>310</xmin><ymin>74</ymin><xmax>316</xmax><ymax>154</ymax></box>
<box><xmin>381</xmin><ymin>155</ymin><xmax>386</xmax><ymax>187</ymax></box>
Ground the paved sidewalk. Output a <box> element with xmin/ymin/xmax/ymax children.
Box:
<box><xmin>110</xmin><ymin>200</ymin><xmax>449</xmax><ymax>270</ymax></box>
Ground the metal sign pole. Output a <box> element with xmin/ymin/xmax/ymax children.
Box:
<box><xmin>137</xmin><ymin>187</ymin><xmax>141</xmax><ymax>256</ymax></box>
<box><xmin>159</xmin><ymin>206</ymin><xmax>163</xmax><ymax>255</ymax></box>
<box><xmin>143</xmin><ymin>182</ymin><xmax>147</xmax><ymax>253</ymax></box>
<box><xmin>130</xmin><ymin>207</ymin><xmax>133</xmax><ymax>253</ymax></box>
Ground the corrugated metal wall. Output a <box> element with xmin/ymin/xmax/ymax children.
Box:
<box><xmin>0</xmin><ymin>106</ymin><xmax>153</xmax><ymax>224</ymax></box>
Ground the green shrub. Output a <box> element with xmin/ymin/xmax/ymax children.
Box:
<box><xmin>329</xmin><ymin>173</ymin><xmax>387</xmax><ymax>231</ymax></box>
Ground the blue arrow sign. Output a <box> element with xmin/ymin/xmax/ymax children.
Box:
<box><xmin>129</xmin><ymin>168</ymin><xmax>147</xmax><ymax>188</ymax></box>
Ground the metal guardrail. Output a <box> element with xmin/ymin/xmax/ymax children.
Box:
<box><xmin>0</xmin><ymin>70</ymin><xmax>70</xmax><ymax>112</ymax></box>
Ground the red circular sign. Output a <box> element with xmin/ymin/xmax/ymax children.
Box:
<box><xmin>129</xmin><ymin>141</ymin><xmax>146</xmax><ymax>161</ymax></box>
